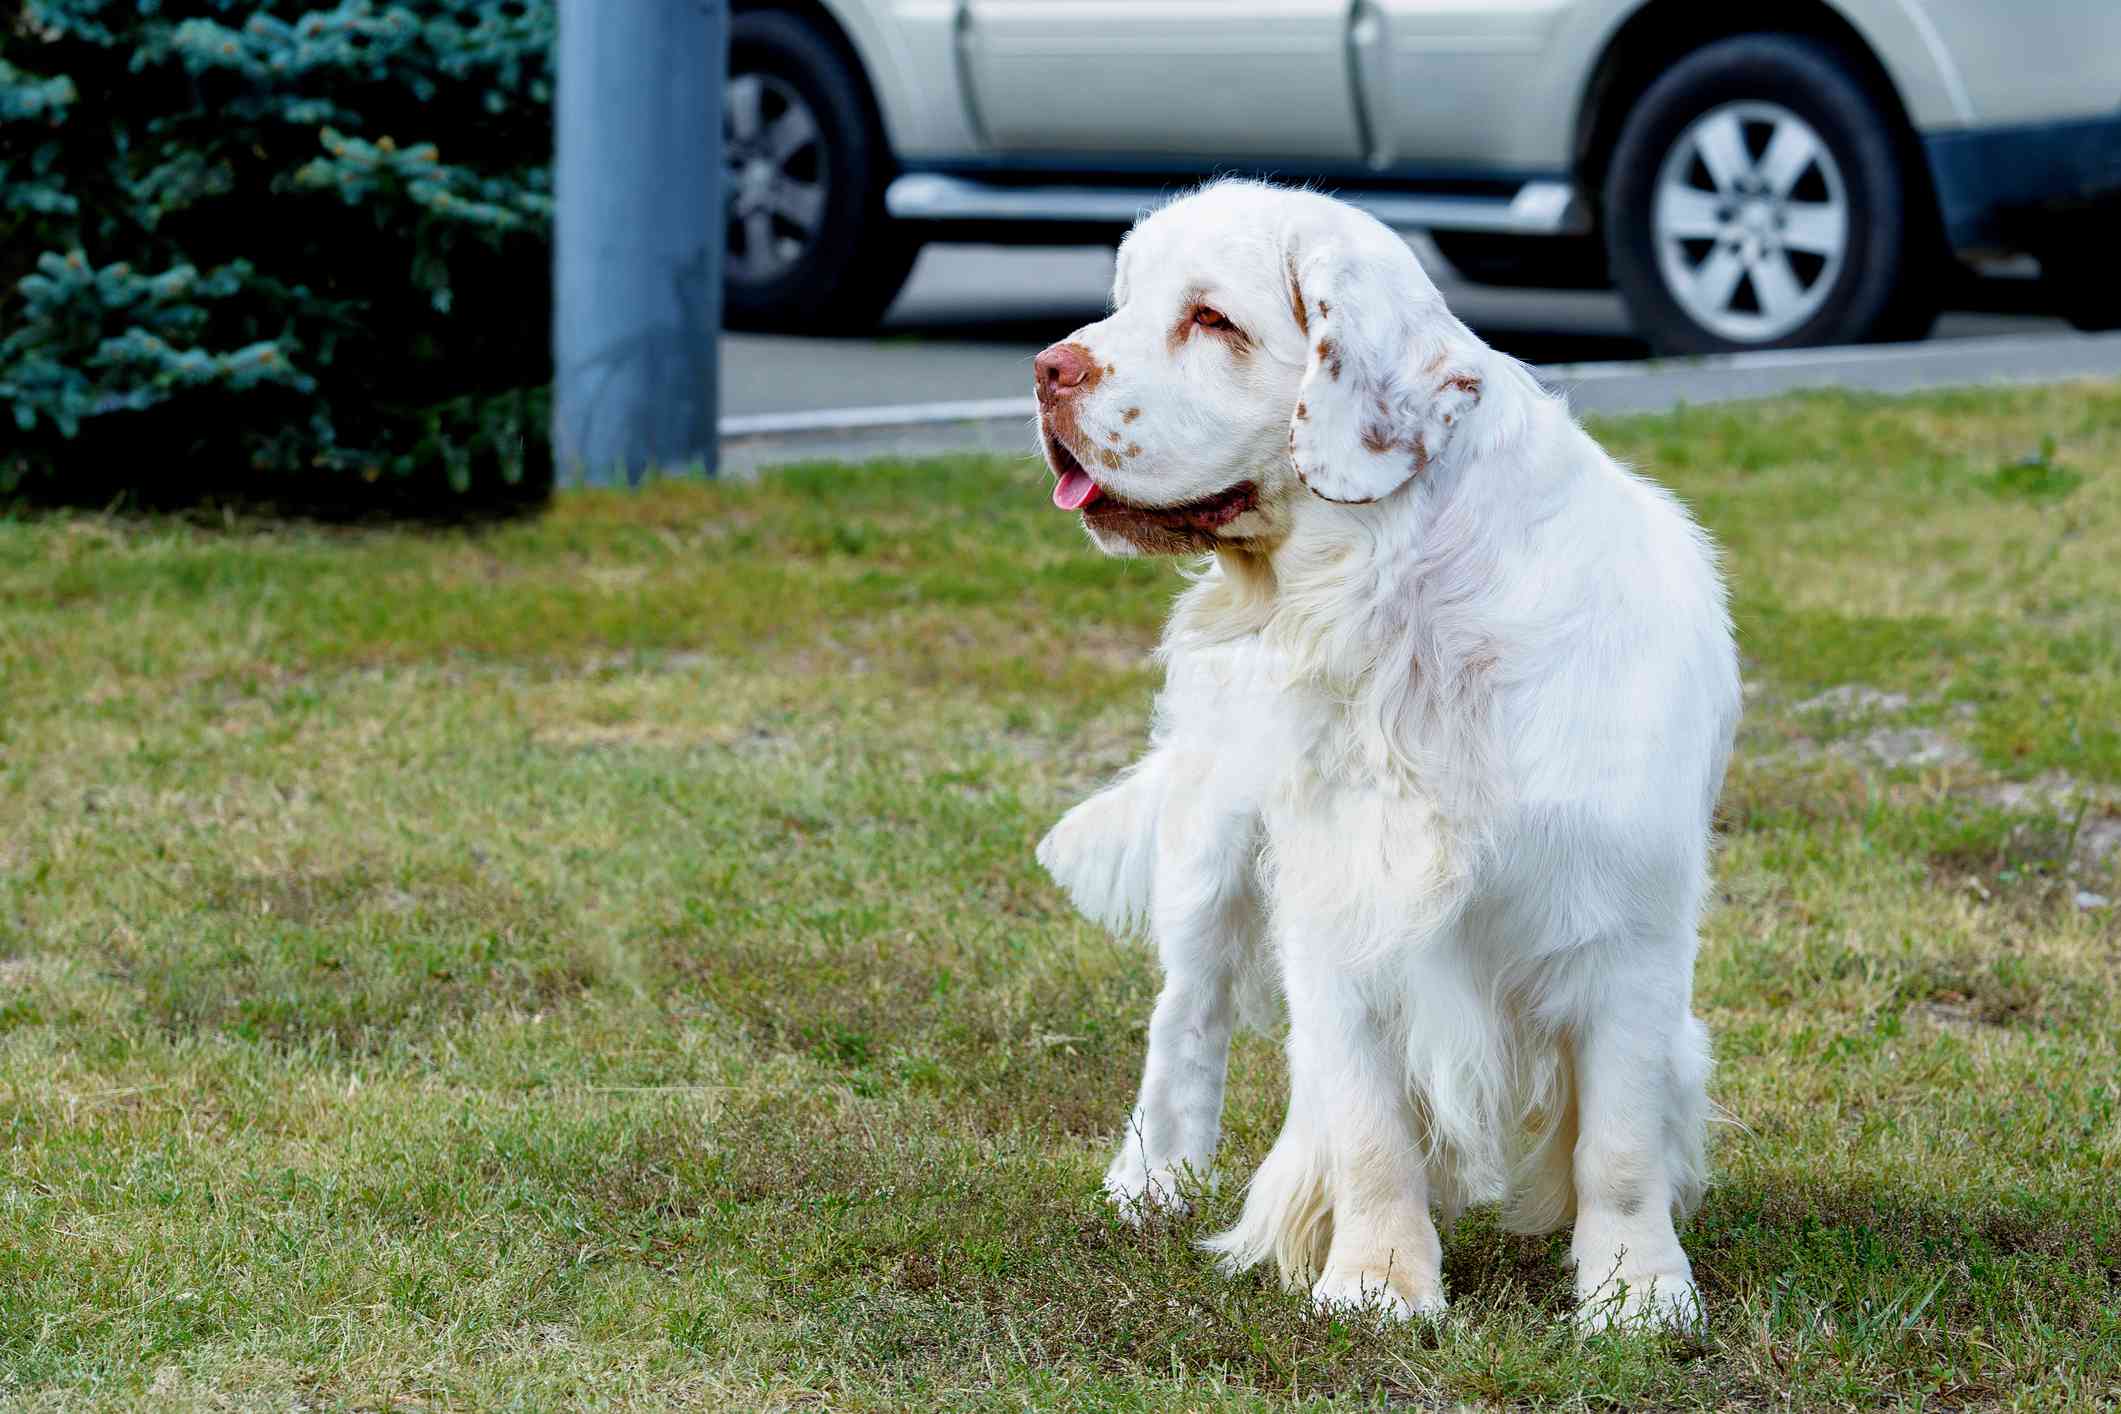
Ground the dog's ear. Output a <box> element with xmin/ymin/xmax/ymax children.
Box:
<box><xmin>1285</xmin><ymin>243</ymin><xmax>1484</xmax><ymax>505</ymax></box>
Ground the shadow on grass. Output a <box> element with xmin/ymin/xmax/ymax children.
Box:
<box><xmin>5</xmin><ymin>445</ymin><xmax>553</xmax><ymax>528</ymax></box>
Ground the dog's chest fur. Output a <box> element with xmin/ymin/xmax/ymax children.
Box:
<box><xmin>1156</xmin><ymin>633</ymin><xmax>1469</xmax><ymax>949</ymax></box>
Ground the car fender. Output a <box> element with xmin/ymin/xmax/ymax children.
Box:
<box><xmin>1547</xmin><ymin>0</ymin><xmax>1973</xmax><ymax>175</ymax></box>
<box><xmin>805</xmin><ymin>0</ymin><xmax>982</xmax><ymax>160</ymax></box>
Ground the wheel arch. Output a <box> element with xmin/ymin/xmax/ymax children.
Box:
<box><xmin>1569</xmin><ymin>2</ymin><xmax>1945</xmax><ymax>258</ymax></box>
<box><xmin>732</xmin><ymin>1</ymin><xmax>900</xmax><ymax>166</ymax></box>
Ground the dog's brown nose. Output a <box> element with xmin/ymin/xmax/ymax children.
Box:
<box><xmin>1034</xmin><ymin>342</ymin><xmax>1093</xmax><ymax>404</ymax></box>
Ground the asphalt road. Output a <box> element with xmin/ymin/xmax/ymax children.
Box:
<box><xmin>719</xmin><ymin>240</ymin><xmax>2072</xmax><ymax>419</ymax></box>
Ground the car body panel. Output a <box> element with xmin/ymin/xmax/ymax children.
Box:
<box><xmin>1912</xmin><ymin>1</ymin><xmax>2121</xmax><ymax>126</ymax></box>
<box><xmin>1927</xmin><ymin>113</ymin><xmax>2121</xmax><ymax>249</ymax></box>
<box><xmin>801</xmin><ymin>0</ymin><xmax>2121</xmax><ymax>255</ymax></box>
<box><xmin>1361</xmin><ymin>0</ymin><xmax>1582</xmax><ymax>170</ymax></box>
<box><xmin>835</xmin><ymin>0</ymin><xmax>1998</xmax><ymax>168</ymax></box>
<box><xmin>959</xmin><ymin>1</ymin><xmax>1365</xmax><ymax>158</ymax></box>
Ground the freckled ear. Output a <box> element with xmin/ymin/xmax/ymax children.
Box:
<box><xmin>1285</xmin><ymin>243</ymin><xmax>1484</xmax><ymax>505</ymax></box>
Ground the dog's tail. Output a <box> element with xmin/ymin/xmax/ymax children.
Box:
<box><xmin>1036</xmin><ymin>757</ymin><xmax>1168</xmax><ymax>938</ymax></box>
<box><xmin>1200</xmin><ymin>1105</ymin><xmax>1333</xmax><ymax>1289</ymax></box>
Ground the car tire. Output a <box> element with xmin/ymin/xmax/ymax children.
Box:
<box><xmin>1602</xmin><ymin>34</ymin><xmax>1939</xmax><ymax>355</ymax></box>
<box><xmin>1430</xmin><ymin>233</ymin><xmax>1610</xmax><ymax>291</ymax></box>
<box><xmin>722</xmin><ymin>10</ymin><xmax>919</xmax><ymax>333</ymax></box>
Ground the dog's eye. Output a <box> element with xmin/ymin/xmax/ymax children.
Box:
<box><xmin>1194</xmin><ymin>306</ymin><xmax>1231</xmax><ymax>330</ymax></box>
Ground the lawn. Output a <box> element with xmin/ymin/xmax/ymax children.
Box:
<box><xmin>2</xmin><ymin>382</ymin><xmax>2118</xmax><ymax>1410</ymax></box>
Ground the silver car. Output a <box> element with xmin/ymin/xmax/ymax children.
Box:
<box><xmin>721</xmin><ymin>2</ymin><xmax>2121</xmax><ymax>352</ymax></box>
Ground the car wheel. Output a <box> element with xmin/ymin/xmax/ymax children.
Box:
<box><xmin>1430</xmin><ymin>233</ymin><xmax>1609</xmax><ymax>291</ymax></box>
<box><xmin>722</xmin><ymin>10</ymin><xmax>919</xmax><ymax>333</ymax></box>
<box><xmin>1602</xmin><ymin>34</ymin><xmax>1938</xmax><ymax>355</ymax></box>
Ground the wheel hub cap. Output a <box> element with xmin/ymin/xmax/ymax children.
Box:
<box><xmin>723</xmin><ymin>72</ymin><xmax>828</xmax><ymax>284</ymax></box>
<box><xmin>1652</xmin><ymin>101</ymin><xmax>1850</xmax><ymax>343</ymax></box>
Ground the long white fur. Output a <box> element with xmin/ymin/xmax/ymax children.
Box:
<box><xmin>1035</xmin><ymin>181</ymin><xmax>1739</xmax><ymax>1327</ymax></box>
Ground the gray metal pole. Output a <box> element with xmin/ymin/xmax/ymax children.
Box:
<box><xmin>554</xmin><ymin>0</ymin><xmax>726</xmax><ymax>486</ymax></box>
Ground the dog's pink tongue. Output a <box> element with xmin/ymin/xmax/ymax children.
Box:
<box><xmin>1052</xmin><ymin>469</ymin><xmax>1103</xmax><ymax>510</ymax></box>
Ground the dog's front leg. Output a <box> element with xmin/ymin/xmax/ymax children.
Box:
<box><xmin>1042</xmin><ymin>748</ymin><xmax>1262</xmax><ymax>1221</ymax></box>
<box><xmin>1282</xmin><ymin>955</ymin><xmax>1448</xmax><ymax>1318</ymax></box>
<box><xmin>1102</xmin><ymin>832</ymin><xmax>1261</xmax><ymax>1221</ymax></box>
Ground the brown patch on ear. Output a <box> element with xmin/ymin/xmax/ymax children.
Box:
<box><xmin>1359</xmin><ymin>394</ymin><xmax>1396</xmax><ymax>454</ymax></box>
<box><xmin>1357</xmin><ymin>405</ymin><xmax>1434</xmax><ymax>478</ymax></box>
<box><xmin>1123</xmin><ymin>407</ymin><xmax>1140</xmax><ymax>423</ymax></box>
<box><xmin>1098</xmin><ymin>448</ymin><xmax>1123</xmax><ymax>471</ymax></box>
<box><xmin>1439</xmin><ymin>374</ymin><xmax>1480</xmax><ymax>427</ymax></box>
<box><xmin>1286</xmin><ymin>256</ymin><xmax>1309</xmax><ymax>336</ymax></box>
<box><xmin>1315</xmin><ymin>339</ymin><xmax>1342</xmax><ymax>380</ymax></box>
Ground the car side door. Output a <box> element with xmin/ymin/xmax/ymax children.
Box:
<box><xmin>959</xmin><ymin>0</ymin><xmax>1367</xmax><ymax>162</ymax></box>
<box><xmin>1358</xmin><ymin>0</ymin><xmax>1609</xmax><ymax>175</ymax></box>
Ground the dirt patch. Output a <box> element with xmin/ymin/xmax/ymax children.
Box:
<box><xmin>1749</xmin><ymin>682</ymin><xmax>2118</xmax><ymax>879</ymax></box>
<box><xmin>1911</xmin><ymin>1000</ymin><xmax>1996</xmax><ymax>1032</ymax></box>
<box><xmin>1979</xmin><ymin>771</ymin><xmax>2084</xmax><ymax>813</ymax></box>
<box><xmin>1971</xmin><ymin>776</ymin><xmax>2121</xmax><ymax>875</ymax></box>
<box><xmin>2076</xmin><ymin>815</ymin><xmax>2121</xmax><ymax>868</ymax></box>
<box><xmin>1850</xmin><ymin>727</ymin><xmax>1972</xmax><ymax>770</ymax></box>
<box><xmin>1797</xmin><ymin>684</ymin><xmax>1912</xmax><ymax>715</ymax></box>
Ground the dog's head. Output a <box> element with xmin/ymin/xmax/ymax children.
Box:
<box><xmin>1035</xmin><ymin>181</ymin><xmax>1489</xmax><ymax>555</ymax></box>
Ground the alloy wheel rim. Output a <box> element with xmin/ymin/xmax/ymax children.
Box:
<box><xmin>724</xmin><ymin>73</ymin><xmax>828</xmax><ymax>284</ymax></box>
<box><xmin>1652</xmin><ymin>101</ymin><xmax>1849</xmax><ymax>342</ymax></box>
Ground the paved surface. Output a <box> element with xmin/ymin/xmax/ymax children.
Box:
<box><xmin>717</xmin><ymin>240</ymin><xmax>2120</xmax><ymax>475</ymax></box>
<box><xmin>720</xmin><ymin>240</ymin><xmax>2069</xmax><ymax>417</ymax></box>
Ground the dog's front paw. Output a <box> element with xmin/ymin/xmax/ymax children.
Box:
<box><xmin>1575</xmin><ymin>1268</ymin><xmax>1704</xmax><ymax>1335</ymax></box>
<box><xmin>1310</xmin><ymin>1265</ymin><xmax>1446</xmax><ymax>1322</ymax></box>
<box><xmin>1102</xmin><ymin>1157</ymin><xmax>1199</xmax><ymax>1225</ymax></box>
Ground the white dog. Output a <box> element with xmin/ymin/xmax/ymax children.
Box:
<box><xmin>1032</xmin><ymin>181</ymin><xmax>1738</xmax><ymax>1328</ymax></box>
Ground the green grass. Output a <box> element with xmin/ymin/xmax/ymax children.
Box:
<box><xmin>3</xmin><ymin>382</ymin><xmax>2119</xmax><ymax>1409</ymax></box>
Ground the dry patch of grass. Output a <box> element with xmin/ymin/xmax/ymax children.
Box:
<box><xmin>1</xmin><ymin>381</ymin><xmax>2118</xmax><ymax>1408</ymax></box>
